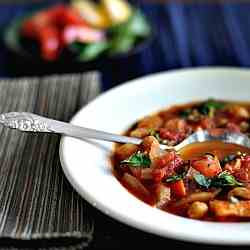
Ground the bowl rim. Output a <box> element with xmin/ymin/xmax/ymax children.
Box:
<box><xmin>59</xmin><ymin>67</ymin><xmax>250</xmax><ymax>245</ymax></box>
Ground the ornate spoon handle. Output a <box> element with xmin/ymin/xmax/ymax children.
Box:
<box><xmin>0</xmin><ymin>112</ymin><xmax>143</xmax><ymax>145</ymax></box>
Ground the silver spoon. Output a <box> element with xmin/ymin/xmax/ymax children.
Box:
<box><xmin>0</xmin><ymin>112</ymin><xmax>250</xmax><ymax>151</ymax></box>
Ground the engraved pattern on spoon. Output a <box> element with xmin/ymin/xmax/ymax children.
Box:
<box><xmin>0</xmin><ymin>112</ymin><xmax>51</xmax><ymax>132</ymax></box>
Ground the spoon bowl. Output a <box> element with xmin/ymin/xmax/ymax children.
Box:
<box><xmin>172</xmin><ymin>129</ymin><xmax>250</xmax><ymax>151</ymax></box>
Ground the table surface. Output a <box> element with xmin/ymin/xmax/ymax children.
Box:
<box><xmin>1</xmin><ymin>1</ymin><xmax>250</xmax><ymax>249</ymax></box>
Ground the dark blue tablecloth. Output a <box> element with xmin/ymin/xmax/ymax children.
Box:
<box><xmin>1</xmin><ymin>2</ymin><xmax>250</xmax><ymax>89</ymax></box>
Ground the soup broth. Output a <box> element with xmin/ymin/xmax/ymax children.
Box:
<box><xmin>112</xmin><ymin>100</ymin><xmax>250</xmax><ymax>221</ymax></box>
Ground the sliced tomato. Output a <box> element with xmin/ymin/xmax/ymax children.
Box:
<box><xmin>60</xmin><ymin>7</ymin><xmax>87</xmax><ymax>26</ymax></box>
<box><xmin>47</xmin><ymin>5</ymin><xmax>66</xmax><ymax>18</ymax></box>
<box><xmin>22</xmin><ymin>11</ymin><xmax>51</xmax><ymax>38</ymax></box>
<box><xmin>191</xmin><ymin>155</ymin><xmax>222</xmax><ymax>178</ymax></box>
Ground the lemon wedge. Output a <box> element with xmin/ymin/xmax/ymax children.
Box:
<box><xmin>101</xmin><ymin>0</ymin><xmax>132</xmax><ymax>25</ymax></box>
<box><xmin>71</xmin><ymin>0</ymin><xmax>110</xmax><ymax>29</ymax></box>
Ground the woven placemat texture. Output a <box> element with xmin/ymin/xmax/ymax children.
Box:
<box><xmin>0</xmin><ymin>72</ymin><xmax>100</xmax><ymax>249</ymax></box>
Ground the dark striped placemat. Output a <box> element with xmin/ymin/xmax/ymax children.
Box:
<box><xmin>0</xmin><ymin>72</ymin><xmax>100</xmax><ymax>249</ymax></box>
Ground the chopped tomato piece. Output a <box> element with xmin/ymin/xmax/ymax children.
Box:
<box><xmin>232</xmin><ymin>159</ymin><xmax>250</xmax><ymax>182</ymax></box>
<box><xmin>170</xmin><ymin>180</ymin><xmax>186</xmax><ymax>197</ymax></box>
<box><xmin>224</xmin><ymin>156</ymin><xmax>250</xmax><ymax>182</ymax></box>
<box><xmin>159</xmin><ymin>128</ymin><xmax>185</xmax><ymax>143</ymax></box>
<box><xmin>191</xmin><ymin>155</ymin><xmax>222</xmax><ymax>178</ymax></box>
<box><xmin>164</xmin><ymin>118</ymin><xmax>187</xmax><ymax>133</ymax></box>
<box><xmin>200</xmin><ymin>117</ymin><xmax>215</xmax><ymax>130</ymax></box>
<box><xmin>152</xmin><ymin>151</ymin><xmax>176</xmax><ymax>169</ymax></box>
<box><xmin>45</xmin><ymin>4</ymin><xmax>68</xmax><ymax>26</ymax></box>
<box><xmin>60</xmin><ymin>7</ymin><xmax>87</xmax><ymax>26</ymax></box>
<box><xmin>22</xmin><ymin>11</ymin><xmax>51</xmax><ymax>39</ymax></box>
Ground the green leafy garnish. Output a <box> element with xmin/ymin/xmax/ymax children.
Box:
<box><xmin>109</xmin><ymin>9</ymin><xmax>151</xmax><ymax>38</ymax></box>
<box><xmin>198</xmin><ymin>99</ymin><xmax>225</xmax><ymax>117</ymax></box>
<box><xmin>165</xmin><ymin>173</ymin><xmax>184</xmax><ymax>183</ymax></box>
<box><xmin>179</xmin><ymin>109</ymin><xmax>192</xmax><ymax>118</ymax></box>
<box><xmin>212</xmin><ymin>171</ymin><xmax>244</xmax><ymax>188</ymax></box>
<box><xmin>148</xmin><ymin>129</ymin><xmax>162</xmax><ymax>142</ymax></box>
<box><xmin>194</xmin><ymin>171</ymin><xmax>244</xmax><ymax>189</ymax></box>
<box><xmin>120</xmin><ymin>152</ymin><xmax>151</xmax><ymax>168</ymax></box>
<box><xmin>78</xmin><ymin>41</ymin><xmax>110</xmax><ymax>61</ymax></box>
<box><xmin>194</xmin><ymin>174</ymin><xmax>212</xmax><ymax>189</ymax></box>
<box><xmin>108</xmin><ymin>9</ymin><xmax>151</xmax><ymax>55</ymax></box>
<box><xmin>165</xmin><ymin>169</ymin><xmax>188</xmax><ymax>183</ymax></box>
<box><xmin>109</xmin><ymin>35</ymin><xmax>136</xmax><ymax>55</ymax></box>
<box><xmin>69</xmin><ymin>9</ymin><xmax>150</xmax><ymax>61</ymax></box>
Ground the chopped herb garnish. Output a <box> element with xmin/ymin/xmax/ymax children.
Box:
<box><xmin>198</xmin><ymin>99</ymin><xmax>224</xmax><ymax>117</ymax></box>
<box><xmin>193</xmin><ymin>174</ymin><xmax>211</xmax><ymax>189</ymax></box>
<box><xmin>148</xmin><ymin>129</ymin><xmax>167</xmax><ymax>144</ymax></box>
<box><xmin>148</xmin><ymin>129</ymin><xmax>160</xmax><ymax>139</ymax></box>
<box><xmin>165</xmin><ymin>168</ymin><xmax>188</xmax><ymax>183</ymax></box>
<box><xmin>120</xmin><ymin>152</ymin><xmax>151</xmax><ymax>168</ymax></box>
<box><xmin>194</xmin><ymin>171</ymin><xmax>244</xmax><ymax>189</ymax></box>
<box><xmin>212</xmin><ymin>171</ymin><xmax>244</xmax><ymax>188</ymax></box>
<box><xmin>165</xmin><ymin>173</ymin><xmax>184</xmax><ymax>183</ymax></box>
<box><xmin>180</xmin><ymin>109</ymin><xmax>192</xmax><ymax>118</ymax></box>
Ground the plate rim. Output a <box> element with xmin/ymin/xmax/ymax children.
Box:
<box><xmin>60</xmin><ymin>67</ymin><xmax>250</xmax><ymax>245</ymax></box>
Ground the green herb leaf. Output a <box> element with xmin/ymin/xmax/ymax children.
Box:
<box><xmin>165</xmin><ymin>170</ymin><xmax>187</xmax><ymax>183</ymax></box>
<box><xmin>165</xmin><ymin>174</ymin><xmax>183</xmax><ymax>183</ymax></box>
<box><xmin>109</xmin><ymin>9</ymin><xmax>151</xmax><ymax>38</ymax></box>
<box><xmin>108</xmin><ymin>9</ymin><xmax>150</xmax><ymax>55</ymax></box>
<box><xmin>77</xmin><ymin>41</ymin><xmax>110</xmax><ymax>61</ymax></box>
<box><xmin>212</xmin><ymin>171</ymin><xmax>244</xmax><ymax>188</ymax></box>
<box><xmin>120</xmin><ymin>152</ymin><xmax>151</xmax><ymax>168</ymax></box>
<box><xmin>194</xmin><ymin>171</ymin><xmax>244</xmax><ymax>189</ymax></box>
<box><xmin>179</xmin><ymin>109</ymin><xmax>192</xmax><ymax>118</ymax></box>
<box><xmin>194</xmin><ymin>174</ymin><xmax>211</xmax><ymax>189</ymax></box>
<box><xmin>148</xmin><ymin>129</ymin><xmax>162</xmax><ymax>142</ymax></box>
<box><xmin>109</xmin><ymin>35</ymin><xmax>136</xmax><ymax>55</ymax></box>
<box><xmin>198</xmin><ymin>99</ymin><xmax>224</xmax><ymax>117</ymax></box>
